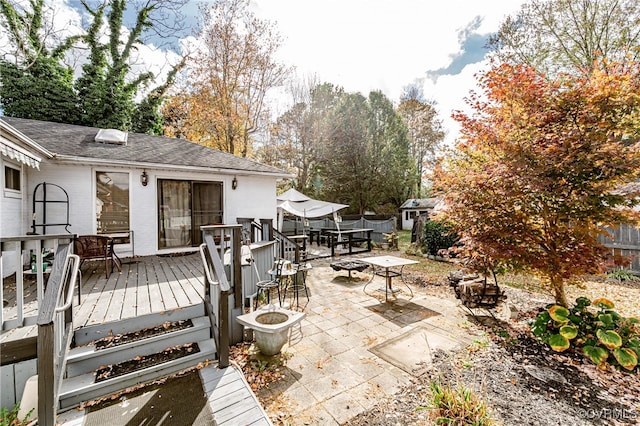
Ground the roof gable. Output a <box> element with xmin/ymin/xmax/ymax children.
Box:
<box><xmin>400</xmin><ymin>198</ymin><xmax>441</xmax><ymax>209</ymax></box>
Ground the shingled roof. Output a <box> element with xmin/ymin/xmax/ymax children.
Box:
<box><xmin>1</xmin><ymin>117</ymin><xmax>289</xmax><ymax>177</ymax></box>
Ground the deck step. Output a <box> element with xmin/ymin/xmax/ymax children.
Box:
<box><xmin>59</xmin><ymin>338</ymin><xmax>216</xmax><ymax>409</ymax></box>
<box><xmin>73</xmin><ymin>303</ymin><xmax>205</xmax><ymax>346</ymax></box>
<box><xmin>66</xmin><ymin>316</ymin><xmax>212</xmax><ymax>377</ymax></box>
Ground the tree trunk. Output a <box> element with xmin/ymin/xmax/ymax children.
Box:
<box><xmin>551</xmin><ymin>276</ymin><xmax>568</xmax><ymax>307</ymax></box>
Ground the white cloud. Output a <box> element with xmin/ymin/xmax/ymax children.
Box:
<box><xmin>249</xmin><ymin>0</ymin><xmax>528</xmax><ymax>145</ymax></box>
<box><xmin>4</xmin><ymin>0</ymin><xmax>528</xmax><ymax>145</ymax></box>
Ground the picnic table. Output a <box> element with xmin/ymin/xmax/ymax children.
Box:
<box><xmin>325</xmin><ymin>228</ymin><xmax>373</xmax><ymax>257</ymax></box>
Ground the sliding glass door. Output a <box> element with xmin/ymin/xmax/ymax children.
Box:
<box><xmin>158</xmin><ymin>180</ymin><xmax>223</xmax><ymax>249</ymax></box>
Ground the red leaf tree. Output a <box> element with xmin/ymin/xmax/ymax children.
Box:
<box><xmin>434</xmin><ymin>62</ymin><xmax>640</xmax><ymax>306</ymax></box>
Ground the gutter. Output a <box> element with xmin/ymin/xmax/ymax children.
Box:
<box><xmin>49</xmin><ymin>155</ymin><xmax>293</xmax><ymax>179</ymax></box>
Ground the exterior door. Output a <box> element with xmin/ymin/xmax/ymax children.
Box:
<box><xmin>158</xmin><ymin>179</ymin><xmax>222</xmax><ymax>249</ymax></box>
<box><xmin>191</xmin><ymin>182</ymin><xmax>223</xmax><ymax>246</ymax></box>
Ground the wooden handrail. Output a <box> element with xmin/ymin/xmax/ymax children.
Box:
<box><xmin>36</xmin><ymin>243</ymin><xmax>79</xmax><ymax>426</ymax></box>
<box><xmin>200</xmin><ymin>225</ymin><xmax>244</xmax><ymax>368</ymax></box>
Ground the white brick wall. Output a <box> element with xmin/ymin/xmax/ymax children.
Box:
<box><xmin>16</xmin><ymin>161</ymin><xmax>279</xmax><ymax>257</ymax></box>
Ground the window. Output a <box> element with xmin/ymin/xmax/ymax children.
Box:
<box><xmin>96</xmin><ymin>171</ymin><xmax>130</xmax><ymax>233</ymax></box>
<box><xmin>4</xmin><ymin>165</ymin><xmax>20</xmax><ymax>191</ymax></box>
<box><xmin>158</xmin><ymin>180</ymin><xmax>223</xmax><ymax>248</ymax></box>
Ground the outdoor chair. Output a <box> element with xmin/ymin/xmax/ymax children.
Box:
<box><xmin>253</xmin><ymin>258</ymin><xmax>285</xmax><ymax>310</ymax></box>
<box><xmin>73</xmin><ymin>235</ymin><xmax>121</xmax><ymax>278</ymax></box>
<box><xmin>283</xmin><ymin>262</ymin><xmax>311</xmax><ymax>309</ymax></box>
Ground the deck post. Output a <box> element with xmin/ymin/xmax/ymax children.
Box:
<box><xmin>232</xmin><ymin>228</ymin><xmax>242</xmax><ymax>310</ymax></box>
<box><xmin>36</xmin><ymin>243</ymin><xmax>73</xmax><ymax>426</ymax></box>
<box><xmin>37</xmin><ymin>322</ymin><xmax>56</xmax><ymax>426</ymax></box>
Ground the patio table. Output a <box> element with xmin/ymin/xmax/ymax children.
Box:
<box><xmin>361</xmin><ymin>255</ymin><xmax>418</xmax><ymax>301</ymax></box>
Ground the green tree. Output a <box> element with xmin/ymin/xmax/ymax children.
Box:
<box><xmin>74</xmin><ymin>0</ymin><xmax>186</xmax><ymax>132</ymax></box>
<box><xmin>434</xmin><ymin>62</ymin><xmax>640</xmax><ymax>307</ymax></box>
<box><xmin>0</xmin><ymin>0</ymin><xmax>186</xmax><ymax>133</ymax></box>
<box><xmin>0</xmin><ymin>0</ymin><xmax>80</xmax><ymax>122</ymax></box>
<box><xmin>319</xmin><ymin>91</ymin><xmax>372</xmax><ymax>214</ymax></box>
<box><xmin>488</xmin><ymin>0</ymin><xmax>640</xmax><ymax>77</ymax></box>
<box><xmin>263</xmin><ymin>82</ymin><xmax>414</xmax><ymax>215</ymax></box>
<box><xmin>368</xmin><ymin>90</ymin><xmax>414</xmax><ymax>210</ymax></box>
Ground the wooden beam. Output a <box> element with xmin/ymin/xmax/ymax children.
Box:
<box><xmin>0</xmin><ymin>336</ymin><xmax>37</xmax><ymax>366</ymax></box>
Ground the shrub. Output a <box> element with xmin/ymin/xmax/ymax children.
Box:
<box><xmin>0</xmin><ymin>403</ymin><xmax>33</xmax><ymax>426</ymax></box>
<box><xmin>423</xmin><ymin>220</ymin><xmax>458</xmax><ymax>257</ymax></box>
<box><xmin>420</xmin><ymin>377</ymin><xmax>495</xmax><ymax>425</ymax></box>
<box><xmin>531</xmin><ymin>297</ymin><xmax>640</xmax><ymax>372</ymax></box>
<box><xmin>607</xmin><ymin>268</ymin><xmax>640</xmax><ymax>282</ymax></box>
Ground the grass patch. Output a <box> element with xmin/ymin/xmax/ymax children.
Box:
<box><xmin>1</xmin><ymin>403</ymin><xmax>33</xmax><ymax>426</ymax></box>
<box><xmin>420</xmin><ymin>377</ymin><xmax>495</xmax><ymax>425</ymax></box>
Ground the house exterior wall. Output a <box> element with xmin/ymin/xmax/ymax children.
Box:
<box><xmin>22</xmin><ymin>162</ymin><xmax>278</xmax><ymax>257</ymax></box>
<box><xmin>1</xmin><ymin>158</ymin><xmax>27</xmax><ymax>238</ymax></box>
<box><xmin>1</xmin><ymin>158</ymin><xmax>29</xmax><ymax>277</ymax></box>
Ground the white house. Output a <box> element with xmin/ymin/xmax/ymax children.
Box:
<box><xmin>1</xmin><ymin>117</ymin><xmax>291</xmax><ymax>276</ymax></box>
<box><xmin>399</xmin><ymin>197</ymin><xmax>441</xmax><ymax>230</ymax></box>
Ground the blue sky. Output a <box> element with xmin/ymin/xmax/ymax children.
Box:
<box><xmin>56</xmin><ymin>0</ymin><xmax>527</xmax><ymax>145</ymax></box>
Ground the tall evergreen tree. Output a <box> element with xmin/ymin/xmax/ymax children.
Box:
<box><xmin>0</xmin><ymin>0</ymin><xmax>80</xmax><ymax>122</ymax></box>
<box><xmin>0</xmin><ymin>0</ymin><xmax>186</xmax><ymax>133</ymax></box>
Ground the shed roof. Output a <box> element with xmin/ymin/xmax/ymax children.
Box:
<box><xmin>400</xmin><ymin>197</ymin><xmax>441</xmax><ymax>210</ymax></box>
<box><xmin>1</xmin><ymin>117</ymin><xmax>290</xmax><ymax>177</ymax></box>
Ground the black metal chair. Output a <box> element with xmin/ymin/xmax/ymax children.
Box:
<box><xmin>253</xmin><ymin>258</ymin><xmax>284</xmax><ymax>310</ymax></box>
<box><xmin>284</xmin><ymin>262</ymin><xmax>312</xmax><ymax>309</ymax></box>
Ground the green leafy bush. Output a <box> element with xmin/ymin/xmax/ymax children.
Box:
<box><xmin>607</xmin><ymin>268</ymin><xmax>640</xmax><ymax>282</ymax></box>
<box><xmin>420</xmin><ymin>377</ymin><xmax>495</xmax><ymax>425</ymax></box>
<box><xmin>422</xmin><ymin>220</ymin><xmax>458</xmax><ymax>256</ymax></box>
<box><xmin>531</xmin><ymin>297</ymin><xmax>640</xmax><ymax>372</ymax></box>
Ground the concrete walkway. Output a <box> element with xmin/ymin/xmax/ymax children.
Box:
<box><xmin>256</xmin><ymin>255</ymin><xmax>480</xmax><ymax>425</ymax></box>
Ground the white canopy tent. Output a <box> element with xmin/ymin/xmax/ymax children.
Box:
<box><xmin>276</xmin><ymin>189</ymin><xmax>348</xmax><ymax>236</ymax></box>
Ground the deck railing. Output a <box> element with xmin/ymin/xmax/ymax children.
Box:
<box><xmin>36</xmin><ymin>243</ymin><xmax>80</xmax><ymax>426</ymax></box>
<box><xmin>200</xmin><ymin>225</ymin><xmax>245</xmax><ymax>367</ymax></box>
<box><xmin>1</xmin><ymin>234</ymin><xmax>75</xmax><ymax>331</ymax></box>
<box><xmin>274</xmin><ymin>228</ymin><xmax>304</xmax><ymax>263</ymax></box>
<box><xmin>243</xmin><ymin>220</ymin><xmax>302</xmax><ymax>263</ymax></box>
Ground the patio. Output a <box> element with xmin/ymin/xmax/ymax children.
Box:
<box><xmin>4</xmin><ymin>250</ymin><xmax>479</xmax><ymax>425</ymax></box>
<box><xmin>248</xmin><ymin>254</ymin><xmax>478</xmax><ymax>425</ymax></box>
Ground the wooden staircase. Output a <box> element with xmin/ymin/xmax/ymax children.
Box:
<box><xmin>59</xmin><ymin>302</ymin><xmax>216</xmax><ymax>409</ymax></box>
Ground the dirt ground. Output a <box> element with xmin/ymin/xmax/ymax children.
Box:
<box><xmin>345</xmin><ymin>262</ymin><xmax>640</xmax><ymax>425</ymax></box>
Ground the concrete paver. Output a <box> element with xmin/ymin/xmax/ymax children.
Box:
<box><xmin>257</xmin><ymin>254</ymin><xmax>481</xmax><ymax>425</ymax></box>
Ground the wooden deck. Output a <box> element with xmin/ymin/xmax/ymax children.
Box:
<box><xmin>2</xmin><ymin>253</ymin><xmax>206</xmax><ymax>335</ymax></box>
<box><xmin>201</xmin><ymin>364</ymin><xmax>273</xmax><ymax>425</ymax></box>
<box><xmin>4</xmin><ymin>252</ymin><xmax>272</xmax><ymax>425</ymax></box>
<box><xmin>74</xmin><ymin>253</ymin><xmax>206</xmax><ymax>328</ymax></box>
